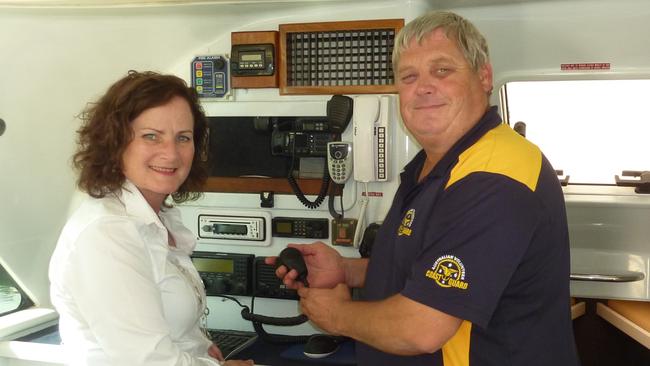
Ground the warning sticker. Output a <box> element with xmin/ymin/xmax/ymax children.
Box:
<box><xmin>561</xmin><ymin>63</ymin><xmax>610</xmax><ymax>71</ymax></box>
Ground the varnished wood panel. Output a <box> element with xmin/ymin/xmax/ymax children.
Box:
<box><xmin>202</xmin><ymin>176</ymin><xmax>342</xmax><ymax>196</ymax></box>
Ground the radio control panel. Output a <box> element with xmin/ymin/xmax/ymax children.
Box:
<box><xmin>191</xmin><ymin>251</ymin><xmax>254</xmax><ymax>296</ymax></box>
<box><xmin>198</xmin><ymin>214</ymin><xmax>266</xmax><ymax>242</ymax></box>
<box><xmin>271</xmin><ymin>217</ymin><xmax>329</xmax><ymax>239</ymax></box>
<box><xmin>190</xmin><ymin>252</ymin><xmax>297</xmax><ymax>300</ymax></box>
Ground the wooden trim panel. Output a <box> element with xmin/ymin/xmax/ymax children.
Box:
<box><xmin>202</xmin><ymin>176</ymin><xmax>341</xmax><ymax>195</ymax></box>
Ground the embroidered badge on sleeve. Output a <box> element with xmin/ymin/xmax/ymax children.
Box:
<box><xmin>426</xmin><ymin>255</ymin><xmax>469</xmax><ymax>290</ymax></box>
<box><xmin>397</xmin><ymin>208</ymin><xmax>415</xmax><ymax>236</ymax></box>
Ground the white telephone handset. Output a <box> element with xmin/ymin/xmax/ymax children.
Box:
<box><xmin>353</xmin><ymin>95</ymin><xmax>391</xmax><ymax>182</ymax></box>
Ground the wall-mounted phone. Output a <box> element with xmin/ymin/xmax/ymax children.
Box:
<box><xmin>353</xmin><ymin>95</ymin><xmax>392</xmax><ymax>182</ymax></box>
<box><xmin>327</xmin><ymin>141</ymin><xmax>353</xmax><ymax>184</ymax></box>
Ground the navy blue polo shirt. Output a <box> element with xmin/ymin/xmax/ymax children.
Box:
<box><xmin>357</xmin><ymin>107</ymin><xmax>579</xmax><ymax>366</ymax></box>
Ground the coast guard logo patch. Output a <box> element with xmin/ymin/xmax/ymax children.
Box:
<box><xmin>397</xmin><ymin>208</ymin><xmax>415</xmax><ymax>236</ymax></box>
<box><xmin>426</xmin><ymin>255</ymin><xmax>469</xmax><ymax>290</ymax></box>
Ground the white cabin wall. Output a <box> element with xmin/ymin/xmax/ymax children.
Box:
<box><xmin>0</xmin><ymin>4</ymin><xmax>258</xmax><ymax>307</ymax></box>
<box><xmin>439</xmin><ymin>0</ymin><xmax>650</xmax><ymax>94</ymax></box>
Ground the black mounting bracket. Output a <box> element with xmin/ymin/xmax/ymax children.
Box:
<box><xmin>614</xmin><ymin>170</ymin><xmax>650</xmax><ymax>194</ymax></box>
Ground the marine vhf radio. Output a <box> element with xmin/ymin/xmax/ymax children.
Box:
<box><xmin>268</xmin><ymin>95</ymin><xmax>353</xmax><ymax>209</ymax></box>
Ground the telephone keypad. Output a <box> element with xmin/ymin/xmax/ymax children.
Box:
<box><xmin>327</xmin><ymin>142</ymin><xmax>353</xmax><ymax>184</ymax></box>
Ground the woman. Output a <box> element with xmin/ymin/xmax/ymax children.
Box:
<box><xmin>49</xmin><ymin>71</ymin><xmax>254</xmax><ymax>366</ymax></box>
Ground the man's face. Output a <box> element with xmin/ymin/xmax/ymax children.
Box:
<box><xmin>396</xmin><ymin>28</ymin><xmax>492</xmax><ymax>147</ymax></box>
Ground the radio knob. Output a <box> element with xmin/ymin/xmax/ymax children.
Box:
<box><xmin>214</xmin><ymin>278</ymin><xmax>232</xmax><ymax>294</ymax></box>
<box><xmin>224</xmin><ymin>279</ymin><xmax>233</xmax><ymax>292</ymax></box>
<box><xmin>214</xmin><ymin>58</ymin><xmax>226</xmax><ymax>70</ymax></box>
<box><xmin>234</xmin><ymin>283</ymin><xmax>246</xmax><ymax>295</ymax></box>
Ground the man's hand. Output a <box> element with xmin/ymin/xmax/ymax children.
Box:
<box><xmin>265</xmin><ymin>242</ymin><xmax>345</xmax><ymax>289</ymax></box>
<box><xmin>297</xmin><ymin>283</ymin><xmax>352</xmax><ymax>334</ymax></box>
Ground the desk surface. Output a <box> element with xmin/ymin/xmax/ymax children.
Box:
<box><xmin>18</xmin><ymin>325</ymin><xmax>357</xmax><ymax>366</ymax></box>
<box><xmin>237</xmin><ymin>338</ymin><xmax>356</xmax><ymax>366</ymax></box>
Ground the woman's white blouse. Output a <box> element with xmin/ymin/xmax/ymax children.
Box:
<box><xmin>49</xmin><ymin>181</ymin><xmax>219</xmax><ymax>366</ymax></box>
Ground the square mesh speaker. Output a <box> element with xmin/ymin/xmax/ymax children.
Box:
<box><xmin>279</xmin><ymin>19</ymin><xmax>404</xmax><ymax>95</ymax></box>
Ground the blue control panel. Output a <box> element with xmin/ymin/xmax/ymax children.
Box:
<box><xmin>191</xmin><ymin>55</ymin><xmax>231</xmax><ymax>99</ymax></box>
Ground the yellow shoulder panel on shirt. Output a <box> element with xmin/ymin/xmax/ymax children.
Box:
<box><xmin>445</xmin><ymin>124</ymin><xmax>542</xmax><ymax>192</ymax></box>
<box><xmin>442</xmin><ymin>320</ymin><xmax>472</xmax><ymax>366</ymax></box>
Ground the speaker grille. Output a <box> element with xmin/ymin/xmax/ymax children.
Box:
<box><xmin>286</xmin><ymin>29</ymin><xmax>396</xmax><ymax>87</ymax></box>
<box><xmin>279</xmin><ymin>19</ymin><xmax>404</xmax><ymax>95</ymax></box>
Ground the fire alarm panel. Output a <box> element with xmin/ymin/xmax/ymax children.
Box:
<box><xmin>191</xmin><ymin>55</ymin><xmax>231</xmax><ymax>99</ymax></box>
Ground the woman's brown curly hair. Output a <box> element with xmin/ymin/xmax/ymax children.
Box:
<box><xmin>73</xmin><ymin>70</ymin><xmax>208</xmax><ymax>204</ymax></box>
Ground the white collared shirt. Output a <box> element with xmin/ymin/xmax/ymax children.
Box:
<box><xmin>49</xmin><ymin>180</ymin><xmax>219</xmax><ymax>366</ymax></box>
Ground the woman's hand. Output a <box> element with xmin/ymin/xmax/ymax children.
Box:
<box><xmin>208</xmin><ymin>344</ymin><xmax>254</xmax><ymax>365</ymax></box>
<box><xmin>208</xmin><ymin>344</ymin><xmax>223</xmax><ymax>361</ymax></box>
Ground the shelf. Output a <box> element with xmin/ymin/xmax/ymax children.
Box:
<box><xmin>202</xmin><ymin>176</ymin><xmax>340</xmax><ymax>195</ymax></box>
<box><xmin>597</xmin><ymin>301</ymin><xmax>650</xmax><ymax>349</ymax></box>
<box><xmin>571</xmin><ymin>301</ymin><xmax>586</xmax><ymax>320</ymax></box>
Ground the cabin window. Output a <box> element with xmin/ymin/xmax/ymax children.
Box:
<box><xmin>0</xmin><ymin>264</ymin><xmax>34</xmax><ymax>315</ymax></box>
<box><xmin>501</xmin><ymin>80</ymin><xmax>649</xmax><ymax>185</ymax></box>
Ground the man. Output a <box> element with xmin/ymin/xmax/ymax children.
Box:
<box><xmin>269</xmin><ymin>11</ymin><xmax>580</xmax><ymax>366</ymax></box>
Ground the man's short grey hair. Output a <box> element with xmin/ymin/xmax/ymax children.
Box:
<box><xmin>392</xmin><ymin>11</ymin><xmax>490</xmax><ymax>72</ymax></box>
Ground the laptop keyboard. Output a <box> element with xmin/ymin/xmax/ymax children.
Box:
<box><xmin>207</xmin><ymin>329</ymin><xmax>258</xmax><ymax>360</ymax></box>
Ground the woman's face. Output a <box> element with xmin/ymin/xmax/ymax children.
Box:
<box><xmin>121</xmin><ymin>96</ymin><xmax>195</xmax><ymax>211</ymax></box>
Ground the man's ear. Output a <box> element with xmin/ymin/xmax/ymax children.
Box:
<box><xmin>478</xmin><ymin>63</ymin><xmax>493</xmax><ymax>93</ymax></box>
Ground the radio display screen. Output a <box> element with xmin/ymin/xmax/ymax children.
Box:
<box><xmin>193</xmin><ymin>258</ymin><xmax>234</xmax><ymax>273</ymax></box>
<box><xmin>276</xmin><ymin>222</ymin><xmax>292</xmax><ymax>234</ymax></box>
<box><xmin>214</xmin><ymin>223</ymin><xmax>248</xmax><ymax>235</ymax></box>
<box><xmin>240</xmin><ymin>52</ymin><xmax>263</xmax><ymax>62</ymax></box>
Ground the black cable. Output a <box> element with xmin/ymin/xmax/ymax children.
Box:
<box><xmin>217</xmin><ymin>295</ymin><xmax>350</xmax><ymax>346</ymax></box>
<box><xmin>328</xmin><ymin>182</ymin><xmax>343</xmax><ymax>219</ymax></box>
<box><xmin>218</xmin><ymin>295</ymin><xmax>307</xmax><ymax>326</ymax></box>
<box><xmin>240</xmin><ymin>307</ymin><xmax>308</xmax><ymax>326</ymax></box>
<box><xmin>216</xmin><ymin>295</ymin><xmax>247</xmax><ymax>309</ymax></box>
<box><xmin>251</xmin><ymin>319</ymin><xmax>311</xmax><ymax>344</ymax></box>
<box><xmin>287</xmin><ymin>157</ymin><xmax>331</xmax><ymax>209</ymax></box>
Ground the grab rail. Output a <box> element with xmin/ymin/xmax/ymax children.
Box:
<box><xmin>570</xmin><ymin>272</ymin><xmax>645</xmax><ymax>282</ymax></box>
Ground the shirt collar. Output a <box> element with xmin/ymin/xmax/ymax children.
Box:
<box><xmin>402</xmin><ymin>106</ymin><xmax>502</xmax><ymax>183</ymax></box>
<box><xmin>116</xmin><ymin>180</ymin><xmax>195</xmax><ymax>254</ymax></box>
<box><xmin>118</xmin><ymin>179</ymin><xmax>161</xmax><ymax>227</ymax></box>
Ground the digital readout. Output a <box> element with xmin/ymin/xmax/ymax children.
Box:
<box><xmin>192</xmin><ymin>258</ymin><xmax>234</xmax><ymax>273</ymax></box>
<box><xmin>276</xmin><ymin>222</ymin><xmax>292</xmax><ymax>233</ymax></box>
<box><xmin>240</xmin><ymin>52</ymin><xmax>263</xmax><ymax>62</ymax></box>
<box><xmin>214</xmin><ymin>223</ymin><xmax>248</xmax><ymax>235</ymax></box>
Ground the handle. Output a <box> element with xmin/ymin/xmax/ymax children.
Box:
<box><xmin>570</xmin><ymin>272</ymin><xmax>645</xmax><ymax>282</ymax></box>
